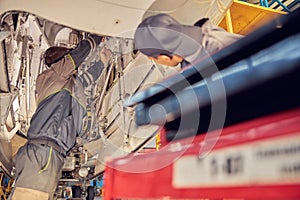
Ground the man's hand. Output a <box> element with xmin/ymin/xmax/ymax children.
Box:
<box><xmin>100</xmin><ymin>47</ymin><xmax>112</xmax><ymax>67</ymax></box>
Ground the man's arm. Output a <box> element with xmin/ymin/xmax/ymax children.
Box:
<box><xmin>69</xmin><ymin>34</ymin><xmax>103</xmax><ymax>69</ymax></box>
<box><xmin>49</xmin><ymin>34</ymin><xmax>103</xmax><ymax>78</ymax></box>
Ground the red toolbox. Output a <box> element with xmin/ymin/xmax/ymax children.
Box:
<box><xmin>104</xmin><ymin>108</ymin><xmax>300</xmax><ymax>200</ymax></box>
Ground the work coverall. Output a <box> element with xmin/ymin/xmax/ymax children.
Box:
<box><xmin>10</xmin><ymin>35</ymin><xmax>103</xmax><ymax>200</ymax></box>
<box><xmin>183</xmin><ymin>17</ymin><xmax>243</xmax><ymax>67</ymax></box>
<box><xmin>134</xmin><ymin>14</ymin><xmax>243</xmax><ymax>68</ymax></box>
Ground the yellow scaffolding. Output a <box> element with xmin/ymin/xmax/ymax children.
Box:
<box><xmin>219</xmin><ymin>0</ymin><xmax>286</xmax><ymax>35</ymax></box>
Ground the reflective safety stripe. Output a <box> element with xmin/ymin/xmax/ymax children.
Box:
<box><xmin>38</xmin><ymin>147</ymin><xmax>53</xmax><ymax>174</ymax></box>
<box><xmin>67</xmin><ymin>54</ymin><xmax>76</xmax><ymax>70</ymax></box>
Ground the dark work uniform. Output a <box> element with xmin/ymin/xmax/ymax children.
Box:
<box><xmin>11</xmin><ymin>36</ymin><xmax>103</xmax><ymax>200</ymax></box>
<box><xmin>134</xmin><ymin>14</ymin><xmax>243</xmax><ymax>68</ymax></box>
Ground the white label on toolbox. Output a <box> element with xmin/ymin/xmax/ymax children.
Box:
<box><xmin>173</xmin><ymin>133</ymin><xmax>300</xmax><ymax>188</ymax></box>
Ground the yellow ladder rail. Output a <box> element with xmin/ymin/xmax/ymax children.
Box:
<box><xmin>0</xmin><ymin>173</ymin><xmax>7</xmax><ymax>200</ymax></box>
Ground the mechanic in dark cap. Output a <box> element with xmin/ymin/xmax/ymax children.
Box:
<box><xmin>10</xmin><ymin>35</ymin><xmax>111</xmax><ymax>200</ymax></box>
<box><xmin>134</xmin><ymin>13</ymin><xmax>242</xmax><ymax>68</ymax></box>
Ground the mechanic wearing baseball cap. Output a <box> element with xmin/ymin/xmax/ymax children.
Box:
<box><xmin>134</xmin><ymin>13</ymin><xmax>242</xmax><ymax>68</ymax></box>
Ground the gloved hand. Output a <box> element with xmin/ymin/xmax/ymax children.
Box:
<box><xmin>100</xmin><ymin>47</ymin><xmax>112</xmax><ymax>67</ymax></box>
